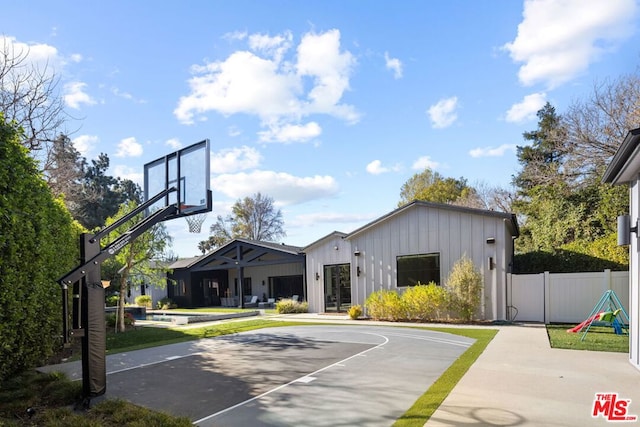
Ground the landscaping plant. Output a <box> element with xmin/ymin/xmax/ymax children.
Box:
<box><xmin>275</xmin><ymin>299</ymin><xmax>309</xmax><ymax>313</ymax></box>
<box><xmin>446</xmin><ymin>255</ymin><xmax>483</xmax><ymax>322</ymax></box>
<box><xmin>348</xmin><ymin>304</ymin><xmax>363</xmax><ymax>319</ymax></box>
<box><xmin>402</xmin><ymin>281</ymin><xmax>448</xmax><ymax>322</ymax></box>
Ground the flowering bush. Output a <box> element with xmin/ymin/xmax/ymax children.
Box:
<box><xmin>275</xmin><ymin>299</ymin><xmax>309</xmax><ymax>313</ymax></box>
<box><xmin>402</xmin><ymin>281</ymin><xmax>448</xmax><ymax>321</ymax></box>
<box><xmin>348</xmin><ymin>305</ymin><xmax>363</xmax><ymax>320</ymax></box>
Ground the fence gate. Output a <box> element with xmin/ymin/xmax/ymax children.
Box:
<box><xmin>509</xmin><ymin>273</ymin><xmax>544</xmax><ymax>322</ymax></box>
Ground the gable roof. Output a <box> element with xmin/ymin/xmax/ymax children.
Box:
<box><xmin>345</xmin><ymin>200</ymin><xmax>519</xmax><ymax>239</ymax></box>
<box><xmin>602</xmin><ymin>128</ymin><xmax>640</xmax><ymax>184</ymax></box>
<box><xmin>168</xmin><ymin>238</ymin><xmax>304</xmax><ymax>271</ymax></box>
<box><xmin>302</xmin><ymin>231</ymin><xmax>348</xmax><ymax>251</ymax></box>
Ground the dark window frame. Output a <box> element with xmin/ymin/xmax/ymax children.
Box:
<box><xmin>396</xmin><ymin>253</ymin><xmax>440</xmax><ymax>287</ymax></box>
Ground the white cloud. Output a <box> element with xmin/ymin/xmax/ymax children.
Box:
<box><xmin>72</xmin><ymin>134</ymin><xmax>98</xmax><ymax>157</ymax></box>
<box><xmin>165</xmin><ymin>138</ymin><xmax>182</xmax><ymax>149</ymax></box>
<box><xmin>211</xmin><ymin>170</ymin><xmax>339</xmax><ymax>205</ymax></box>
<box><xmin>115</xmin><ymin>137</ymin><xmax>143</xmax><ymax>157</ymax></box>
<box><xmin>384</xmin><ymin>52</ymin><xmax>403</xmax><ymax>79</ymax></box>
<box><xmin>258</xmin><ymin>121</ymin><xmax>321</xmax><ymax>143</ymax></box>
<box><xmin>505</xmin><ymin>92</ymin><xmax>547</xmax><ymax>123</ymax></box>
<box><xmin>291</xmin><ymin>211</ymin><xmax>375</xmax><ymax>228</ymax></box>
<box><xmin>112</xmin><ymin>165</ymin><xmax>143</xmax><ymax>186</ymax></box>
<box><xmin>469</xmin><ymin>144</ymin><xmax>517</xmax><ymax>158</ymax></box>
<box><xmin>64</xmin><ymin>81</ymin><xmax>96</xmax><ymax>109</ymax></box>
<box><xmin>503</xmin><ymin>0</ymin><xmax>637</xmax><ymax>88</ymax></box>
<box><xmin>248</xmin><ymin>31</ymin><xmax>293</xmax><ymax>63</ymax></box>
<box><xmin>427</xmin><ymin>97</ymin><xmax>458</xmax><ymax>129</ymax></box>
<box><xmin>366</xmin><ymin>160</ymin><xmax>401</xmax><ymax>175</ymax></box>
<box><xmin>297</xmin><ymin>30</ymin><xmax>359</xmax><ymax>122</ymax></box>
<box><xmin>111</xmin><ymin>87</ymin><xmax>146</xmax><ymax>104</ymax></box>
<box><xmin>175</xmin><ymin>29</ymin><xmax>359</xmax><ymax>142</ymax></box>
<box><xmin>223</xmin><ymin>31</ymin><xmax>247</xmax><ymax>42</ymax></box>
<box><xmin>1</xmin><ymin>36</ymin><xmax>61</xmax><ymax>74</ymax></box>
<box><xmin>211</xmin><ymin>146</ymin><xmax>262</xmax><ymax>173</ymax></box>
<box><xmin>412</xmin><ymin>156</ymin><xmax>440</xmax><ymax>170</ymax></box>
<box><xmin>228</xmin><ymin>126</ymin><xmax>242</xmax><ymax>137</ymax></box>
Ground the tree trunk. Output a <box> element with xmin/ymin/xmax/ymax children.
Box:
<box><xmin>117</xmin><ymin>276</ymin><xmax>127</xmax><ymax>332</ymax></box>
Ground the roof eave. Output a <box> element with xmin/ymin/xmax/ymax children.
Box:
<box><xmin>603</xmin><ymin>128</ymin><xmax>640</xmax><ymax>185</ymax></box>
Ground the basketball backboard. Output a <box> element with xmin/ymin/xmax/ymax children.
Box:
<box><xmin>143</xmin><ymin>139</ymin><xmax>212</xmax><ymax>220</ymax></box>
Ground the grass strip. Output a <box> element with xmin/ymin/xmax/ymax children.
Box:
<box><xmin>545</xmin><ymin>324</ymin><xmax>628</xmax><ymax>352</ymax></box>
<box><xmin>106</xmin><ymin>319</ymin><xmax>315</xmax><ymax>354</ymax></box>
<box><xmin>394</xmin><ymin>327</ymin><xmax>498</xmax><ymax>427</ymax></box>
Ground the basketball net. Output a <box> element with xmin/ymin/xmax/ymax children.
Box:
<box><xmin>185</xmin><ymin>213</ymin><xmax>207</xmax><ymax>234</ymax></box>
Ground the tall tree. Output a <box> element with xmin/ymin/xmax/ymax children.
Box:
<box><xmin>0</xmin><ymin>39</ymin><xmax>68</xmax><ymax>153</ymax></box>
<box><xmin>513</xmin><ymin>102</ymin><xmax>569</xmax><ymax>192</ymax></box>
<box><xmin>43</xmin><ymin>134</ymin><xmax>85</xmax><ymax>212</ymax></box>
<box><xmin>198</xmin><ymin>192</ymin><xmax>285</xmax><ymax>253</ymax></box>
<box><xmin>76</xmin><ymin>153</ymin><xmax>141</xmax><ymax>230</ymax></box>
<box><xmin>102</xmin><ymin>201</ymin><xmax>173</xmax><ymax>332</ymax></box>
<box><xmin>399</xmin><ymin>168</ymin><xmax>473</xmax><ymax>207</ymax></box>
<box><xmin>563</xmin><ymin>69</ymin><xmax>640</xmax><ymax>179</ymax></box>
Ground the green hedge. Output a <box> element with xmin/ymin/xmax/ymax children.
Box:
<box><xmin>0</xmin><ymin>117</ymin><xmax>81</xmax><ymax>381</ymax></box>
<box><xmin>513</xmin><ymin>248</ymin><xmax>627</xmax><ymax>274</ymax></box>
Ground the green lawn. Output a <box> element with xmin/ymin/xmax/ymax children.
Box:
<box><xmin>546</xmin><ymin>324</ymin><xmax>629</xmax><ymax>352</ymax></box>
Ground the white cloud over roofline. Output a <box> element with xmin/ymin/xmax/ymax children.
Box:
<box><xmin>503</xmin><ymin>0</ymin><xmax>637</xmax><ymax>89</ymax></box>
<box><xmin>174</xmin><ymin>29</ymin><xmax>359</xmax><ymax>142</ymax></box>
<box><xmin>211</xmin><ymin>170</ymin><xmax>339</xmax><ymax>205</ymax></box>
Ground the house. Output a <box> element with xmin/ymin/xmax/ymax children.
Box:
<box><xmin>602</xmin><ymin>127</ymin><xmax>640</xmax><ymax>372</ymax></box>
<box><xmin>118</xmin><ymin>260</ymin><xmax>169</xmax><ymax>309</ymax></box>
<box><xmin>166</xmin><ymin>201</ymin><xmax>518</xmax><ymax>321</ymax></box>
<box><xmin>304</xmin><ymin>201</ymin><xmax>519</xmax><ymax>320</ymax></box>
<box><xmin>166</xmin><ymin>238</ymin><xmax>305</xmax><ymax>307</ymax></box>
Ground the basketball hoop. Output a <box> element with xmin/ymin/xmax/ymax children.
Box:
<box><xmin>185</xmin><ymin>213</ymin><xmax>207</xmax><ymax>233</ymax></box>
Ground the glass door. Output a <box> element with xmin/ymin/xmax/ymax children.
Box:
<box><xmin>324</xmin><ymin>264</ymin><xmax>351</xmax><ymax>312</ymax></box>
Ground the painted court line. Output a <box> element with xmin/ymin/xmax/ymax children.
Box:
<box><xmin>192</xmin><ymin>332</ymin><xmax>390</xmax><ymax>425</ymax></box>
<box><xmin>382</xmin><ymin>331</ymin><xmax>473</xmax><ymax>348</ymax></box>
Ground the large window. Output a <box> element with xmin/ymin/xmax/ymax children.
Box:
<box><xmin>397</xmin><ymin>253</ymin><xmax>440</xmax><ymax>287</ymax></box>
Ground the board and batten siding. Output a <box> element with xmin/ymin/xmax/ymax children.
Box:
<box><xmin>304</xmin><ymin>203</ymin><xmax>517</xmax><ymax>320</ymax></box>
<box><xmin>305</xmin><ymin>233</ymin><xmax>351</xmax><ymax>313</ymax></box>
<box><xmin>347</xmin><ymin>204</ymin><xmax>513</xmax><ymax>320</ymax></box>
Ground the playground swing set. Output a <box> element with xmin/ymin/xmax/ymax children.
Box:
<box><xmin>567</xmin><ymin>289</ymin><xmax>630</xmax><ymax>341</ymax></box>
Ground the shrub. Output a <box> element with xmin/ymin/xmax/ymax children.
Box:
<box><xmin>0</xmin><ymin>118</ymin><xmax>82</xmax><ymax>381</ymax></box>
<box><xmin>365</xmin><ymin>289</ymin><xmax>406</xmax><ymax>321</ymax></box>
<box><xmin>446</xmin><ymin>255</ymin><xmax>483</xmax><ymax>321</ymax></box>
<box><xmin>275</xmin><ymin>299</ymin><xmax>309</xmax><ymax>314</ymax></box>
<box><xmin>156</xmin><ymin>297</ymin><xmax>177</xmax><ymax>310</ymax></box>
<box><xmin>105</xmin><ymin>312</ymin><xmax>135</xmax><ymax>328</ymax></box>
<box><xmin>402</xmin><ymin>282</ymin><xmax>448</xmax><ymax>321</ymax></box>
<box><xmin>105</xmin><ymin>295</ymin><xmax>119</xmax><ymax>307</ymax></box>
<box><xmin>348</xmin><ymin>304</ymin><xmax>362</xmax><ymax>320</ymax></box>
<box><xmin>135</xmin><ymin>295</ymin><xmax>152</xmax><ymax>308</ymax></box>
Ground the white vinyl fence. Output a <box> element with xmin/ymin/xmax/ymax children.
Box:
<box><xmin>508</xmin><ymin>270</ymin><xmax>629</xmax><ymax>323</ymax></box>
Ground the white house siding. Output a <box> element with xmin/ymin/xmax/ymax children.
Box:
<box><xmin>305</xmin><ymin>233</ymin><xmax>350</xmax><ymax>313</ymax></box>
<box><xmin>345</xmin><ymin>205</ymin><xmax>512</xmax><ymax>321</ymax></box>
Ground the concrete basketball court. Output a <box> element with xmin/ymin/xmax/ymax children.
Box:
<box><xmin>42</xmin><ymin>325</ymin><xmax>474</xmax><ymax>426</ymax></box>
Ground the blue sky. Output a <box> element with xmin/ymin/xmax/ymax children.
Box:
<box><xmin>3</xmin><ymin>0</ymin><xmax>640</xmax><ymax>257</ymax></box>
